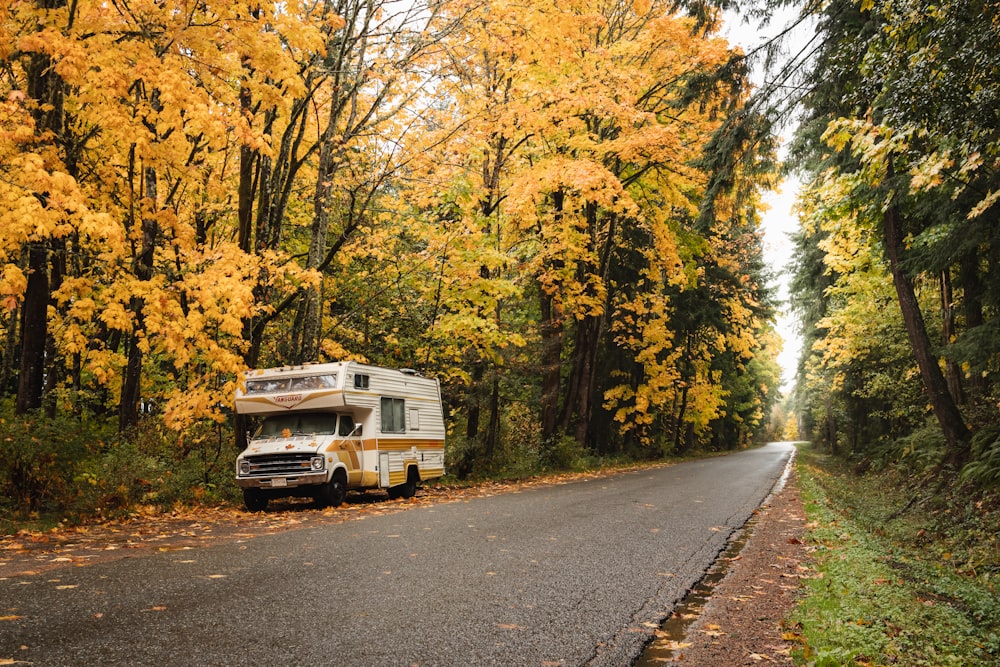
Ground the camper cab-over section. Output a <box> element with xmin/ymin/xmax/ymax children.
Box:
<box><xmin>234</xmin><ymin>362</ymin><xmax>446</xmax><ymax>512</ymax></box>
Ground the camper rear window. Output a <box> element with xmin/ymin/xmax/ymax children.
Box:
<box><xmin>380</xmin><ymin>397</ymin><xmax>406</xmax><ymax>433</ymax></box>
<box><xmin>245</xmin><ymin>374</ymin><xmax>338</xmax><ymax>394</ymax></box>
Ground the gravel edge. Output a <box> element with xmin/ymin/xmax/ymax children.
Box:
<box><xmin>663</xmin><ymin>468</ymin><xmax>808</xmax><ymax>665</ymax></box>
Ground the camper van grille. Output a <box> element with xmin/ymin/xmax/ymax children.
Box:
<box><xmin>242</xmin><ymin>453</ymin><xmax>316</xmax><ymax>477</ymax></box>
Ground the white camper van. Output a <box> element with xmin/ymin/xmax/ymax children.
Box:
<box><xmin>234</xmin><ymin>362</ymin><xmax>446</xmax><ymax>511</ymax></box>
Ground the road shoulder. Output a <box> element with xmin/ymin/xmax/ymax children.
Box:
<box><xmin>651</xmin><ymin>468</ymin><xmax>807</xmax><ymax>665</ymax></box>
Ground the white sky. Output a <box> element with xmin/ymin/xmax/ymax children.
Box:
<box><xmin>722</xmin><ymin>4</ymin><xmax>811</xmax><ymax>394</ymax></box>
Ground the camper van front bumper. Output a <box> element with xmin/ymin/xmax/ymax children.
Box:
<box><xmin>236</xmin><ymin>471</ymin><xmax>328</xmax><ymax>489</ymax></box>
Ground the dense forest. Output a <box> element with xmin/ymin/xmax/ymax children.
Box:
<box><xmin>0</xmin><ymin>0</ymin><xmax>784</xmax><ymax>515</ymax></box>
<box><xmin>3</xmin><ymin>0</ymin><xmax>997</xmax><ymax>519</ymax></box>
<box><xmin>785</xmin><ymin>0</ymin><xmax>1000</xmax><ymax>484</ymax></box>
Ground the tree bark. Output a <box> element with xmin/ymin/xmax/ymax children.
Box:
<box><xmin>299</xmin><ymin>127</ymin><xmax>339</xmax><ymax>363</ymax></box>
<box><xmin>539</xmin><ymin>289</ymin><xmax>562</xmax><ymax>442</ymax></box>
<box><xmin>959</xmin><ymin>251</ymin><xmax>986</xmax><ymax>398</ymax></box>
<box><xmin>119</xmin><ymin>163</ymin><xmax>159</xmax><ymax>432</ymax></box>
<box><xmin>466</xmin><ymin>352</ymin><xmax>486</xmax><ymax>442</ymax></box>
<box><xmin>16</xmin><ymin>0</ymin><xmax>67</xmax><ymax>413</ymax></box>
<box><xmin>939</xmin><ymin>269</ymin><xmax>964</xmax><ymax>405</ymax></box>
<box><xmin>560</xmin><ymin>313</ymin><xmax>602</xmax><ymax>448</ymax></box>
<box><xmin>883</xmin><ymin>165</ymin><xmax>969</xmax><ymax>460</ymax></box>
<box><xmin>15</xmin><ymin>243</ymin><xmax>48</xmax><ymax>414</ymax></box>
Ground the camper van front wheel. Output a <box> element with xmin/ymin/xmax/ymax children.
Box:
<box><xmin>243</xmin><ymin>488</ymin><xmax>268</xmax><ymax>512</ymax></box>
<box><xmin>316</xmin><ymin>471</ymin><xmax>347</xmax><ymax>508</ymax></box>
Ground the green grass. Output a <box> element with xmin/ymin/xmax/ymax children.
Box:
<box><xmin>790</xmin><ymin>444</ymin><xmax>1000</xmax><ymax>666</ymax></box>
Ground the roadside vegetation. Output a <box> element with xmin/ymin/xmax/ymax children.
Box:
<box><xmin>790</xmin><ymin>443</ymin><xmax>1000</xmax><ymax>666</ymax></box>
<box><xmin>1</xmin><ymin>0</ymin><xmax>784</xmax><ymax>530</ymax></box>
<box><xmin>0</xmin><ymin>405</ymin><xmax>236</xmax><ymax>533</ymax></box>
<box><xmin>0</xmin><ymin>395</ymin><xmax>752</xmax><ymax>534</ymax></box>
<box><xmin>784</xmin><ymin>3</ymin><xmax>1000</xmax><ymax>660</ymax></box>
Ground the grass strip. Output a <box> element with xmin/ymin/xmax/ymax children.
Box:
<box><xmin>789</xmin><ymin>445</ymin><xmax>1000</xmax><ymax>666</ymax></box>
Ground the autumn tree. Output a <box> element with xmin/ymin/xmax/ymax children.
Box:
<box><xmin>0</xmin><ymin>0</ymin><xmax>316</xmax><ymax>429</ymax></box>
<box><xmin>0</xmin><ymin>0</ymin><xmax>787</xmax><ymax>506</ymax></box>
<box><xmin>402</xmin><ymin>0</ymin><xmax>781</xmax><ymax>463</ymax></box>
<box><xmin>788</xmin><ymin>0</ymin><xmax>1000</xmax><ymax>469</ymax></box>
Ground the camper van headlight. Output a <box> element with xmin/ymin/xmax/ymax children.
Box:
<box><xmin>310</xmin><ymin>455</ymin><xmax>325</xmax><ymax>471</ymax></box>
<box><xmin>239</xmin><ymin>459</ymin><xmax>251</xmax><ymax>475</ymax></box>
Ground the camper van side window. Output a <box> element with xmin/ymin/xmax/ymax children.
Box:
<box><xmin>380</xmin><ymin>397</ymin><xmax>406</xmax><ymax>433</ymax></box>
<box><xmin>354</xmin><ymin>374</ymin><xmax>370</xmax><ymax>389</ymax></box>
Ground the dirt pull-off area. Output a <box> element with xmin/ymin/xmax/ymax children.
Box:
<box><xmin>639</xmin><ymin>469</ymin><xmax>808</xmax><ymax>665</ymax></box>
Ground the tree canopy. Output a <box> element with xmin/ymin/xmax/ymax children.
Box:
<box><xmin>787</xmin><ymin>0</ymin><xmax>1000</xmax><ymax>477</ymax></box>
<box><xmin>0</xmin><ymin>0</ymin><xmax>783</xmax><ymax>493</ymax></box>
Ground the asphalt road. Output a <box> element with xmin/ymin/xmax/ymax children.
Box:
<box><xmin>1</xmin><ymin>442</ymin><xmax>794</xmax><ymax>666</ymax></box>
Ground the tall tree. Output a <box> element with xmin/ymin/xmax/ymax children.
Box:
<box><xmin>12</xmin><ymin>0</ymin><xmax>68</xmax><ymax>414</ymax></box>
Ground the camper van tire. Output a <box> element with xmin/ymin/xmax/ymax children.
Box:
<box><xmin>316</xmin><ymin>469</ymin><xmax>348</xmax><ymax>508</ymax></box>
<box><xmin>389</xmin><ymin>467</ymin><xmax>419</xmax><ymax>499</ymax></box>
<box><xmin>243</xmin><ymin>488</ymin><xmax>268</xmax><ymax>512</ymax></box>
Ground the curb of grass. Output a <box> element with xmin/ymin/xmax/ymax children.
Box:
<box><xmin>789</xmin><ymin>445</ymin><xmax>1000</xmax><ymax>666</ymax></box>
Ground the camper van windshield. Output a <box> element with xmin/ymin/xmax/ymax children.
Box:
<box><xmin>257</xmin><ymin>413</ymin><xmax>338</xmax><ymax>437</ymax></box>
<box><xmin>245</xmin><ymin>373</ymin><xmax>338</xmax><ymax>394</ymax></box>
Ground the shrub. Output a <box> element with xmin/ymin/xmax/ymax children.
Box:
<box><xmin>0</xmin><ymin>406</ymin><xmax>106</xmax><ymax>516</ymax></box>
<box><xmin>0</xmin><ymin>402</ymin><xmax>241</xmax><ymax>530</ymax></box>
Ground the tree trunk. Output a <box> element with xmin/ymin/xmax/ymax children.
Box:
<box><xmin>15</xmin><ymin>243</ymin><xmax>48</xmax><ymax>414</ymax></box>
<box><xmin>883</xmin><ymin>172</ymin><xmax>969</xmax><ymax>461</ymax></box>
<box><xmin>674</xmin><ymin>381</ymin><xmax>690</xmax><ymax>454</ymax></box>
<box><xmin>485</xmin><ymin>373</ymin><xmax>500</xmax><ymax>459</ymax></box>
<box><xmin>539</xmin><ymin>289</ymin><xmax>561</xmax><ymax>442</ymax></box>
<box><xmin>236</xmin><ymin>5</ymin><xmax>261</xmax><ymax>254</ymax></box>
<box><xmin>540</xmin><ymin>190</ymin><xmax>566</xmax><ymax>443</ymax></box>
<box><xmin>1</xmin><ymin>286</ymin><xmax>18</xmax><ymax>394</ymax></box>
<box><xmin>120</xmin><ymin>163</ymin><xmax>159</xmax><ymax>432</ymax></box>
<box><xmin>560</xmin><ymin>313</ymin><xmax>602</xmax><ymax>448</ymax></box>
<box><xmin>466</xmin><ymin>361</ymin><xmax>483</xmax><ymax>441</ymax></box>
<box><xmin>826</xmin><ymin>394</ymin><xmax>838</xmax><ymax>456</ymax></box>
<box><xmin>16</xmin><ymin>0</ymin><xmax>67</xmax><ymax>413</ymax></box>
<box><xmin>939</xmin><ymin>268</ymin><xmax>964</xmax><ymax>405</ymax></box>
<box><xmin>959</xmin><ymin>251</ymin><xmax>986</xmax><ymax>398</ymax></box>
<box><xmin>43</xmin><ymin>240</ymin><xmax>65</xmax><ymax>417</ymax></box>
<box><xmin>300</xmin><ymin>135</ymin><xmax>338</xmax><ymax>363</ymax></box>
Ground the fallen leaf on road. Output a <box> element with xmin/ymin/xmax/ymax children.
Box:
<box><xmin>0</xmin><ymin>616</ymin><xmax>22</xmax><ymax>622</ymax></box>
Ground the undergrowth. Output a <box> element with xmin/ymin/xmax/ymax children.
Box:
<box><xmin>791</xmin><ymin>443</ymin><xmax>1000</xmax><ymax>666</ymax></box>
<box><xmin>0</xmin><ymin>404</ymin><xmax>240</xmax><ymax>533</ymax></box>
